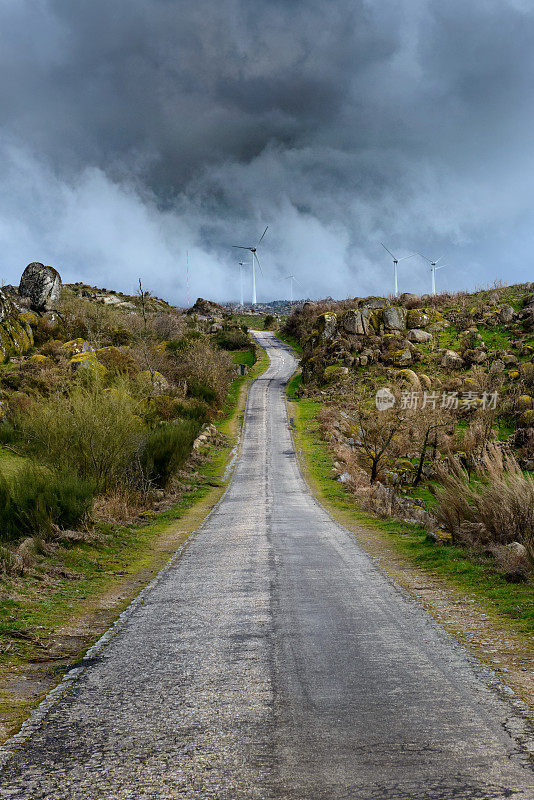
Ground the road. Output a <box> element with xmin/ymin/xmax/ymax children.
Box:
<box><xmin>0</xmin><ymin>332</ymin><xmax>532</xmax><ymax>799</ymax></box>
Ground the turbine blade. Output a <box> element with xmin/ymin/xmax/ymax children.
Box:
<box><xmin>436</xmin><ymin>265</ymin><xmax>447</xmax><ymax>270</ymax></box>
<box><xmin>254</xmin><ymin>251</ymin><xmax>264</xmax><ymax>275</ymax></box>
<box><xmin>417</xmin><ymin>252</ymin><xmax>431</xmax><ymax>262</ymax></box>
<box><xmin>257</xmin><ymin>226</ymin><xmax>268</xmax><ymax>246</ymax></box>
<box><xmin>398</xmin><ymin>253</ymin><xmax>416</xmax><ymax>261</ymax></box>
<box><xmin>232</xmin><ymin>245</ymin><xmax>251</xmax><ymax>250</ymax></box>
<box><xmin>380</xmin><ymin>242</ymin><xmax>396</xmax><ymax>260</ymax></box>
<box><xmin>435</xmin><ymin>255</ymin><xmax>445</xmax><ymax>264</ymax></box>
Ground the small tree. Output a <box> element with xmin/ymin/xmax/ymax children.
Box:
<box><xmin>350</xmin><ymin>406</ymin><xmax>405</xmax><ymax>484</ymax></box>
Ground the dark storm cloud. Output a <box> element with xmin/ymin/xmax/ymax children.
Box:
<box><xmin>0</xmin><ymin>0</ymin><xmax>532</xmax><ymax>302</ymax></box>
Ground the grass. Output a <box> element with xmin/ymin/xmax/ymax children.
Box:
<box><xmin>275</xmin><ymin>330</ymin><xmax>303</xmax><ymax>354</ymax></box>
<box><xmin>231</xmin><ymin>348</ymin><xmax>255</xmax><ymax>368</ymax></box>
<box><xmin>0</xmin><ymin>340</ymin><xmax>271</xmax><ymax>741</ymax></box>
<box><xmin>232</xmin><ymin>313</ymin><xmax>273</xmax><ymax>331</ymax></box>
<box><xmin>288</xmin><ymin>393</ymin><xmax>534</xmax><ymax>638</ymax></box>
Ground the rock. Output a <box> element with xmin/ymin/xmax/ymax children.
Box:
<box><xmin>419</xmin><ymin>374</ymin><xmax>432</xmax><ymax>390</ymax></box>
<box><xmin>19</xmin><ymin>262</ymin><xmax>61</xmax><ymax>311</ymax></box>
<box><xmin>139</xmin><ymin>370</ymin><xmax>170</xmax><ymax>392</ymax></box>
<box><xmin>0</xmin><ymin>289</ymin><xmax>34</xmax><ymax>358</ymax></box>
<box><xmin>64</xmin><ymin>338</ymin><xmax>93</xmax><ymax>357</ymax></box>
<box><xmin>396</xmin><ymin>369</ymin><xmax>421</xmax><ymax>389</ymax></box>
<box><xmin>342</xmin><ymin>308</ymin><xmax>372</xmax><ymax>336</ymax></box>
<box><xmin>323</xmin><ymin>364</ymin><xmax>349</xmax><ymax>383</ymax></box>
<box><xmin>507</xmin><ymin>542</ymin><xmax>527</xmax><ymax>559</ymax></box>
<box><xmin>518</xmin><ymin>409</ymin><xmax>534</xmax><ymax>427</ymax></box>
<box><xmin>382</xmin><ymin>306</ymin><xmax>407</xmax><ymax>331</ymax></box>
<box><xmin>487</xmin><ymin>291</ymin><xmax>499</xmax><ymax>306</ymax></box>
<box><xmin>390</xmin><ymin>348</ymin><xmax>412</xmax><ymax>367</ymax></box>
<box><xmin>463</xmin><ymin>348</ymin><xmax>487</xmax><ymax>365</ymax></box>
<box><xmin>499</xmin><ymin>305</ymin><xmax>515</xmax><ymax>324</ymax></box>
<box><xmin>316</xmin><ymin>312</ymin><xmax>338</xmax><ymax>341</ymax></box>
<box><xmin>337</xmin><ymin>472</ymin><xmax>351</xmax><ymax>483</ymax></box>
<box><xmin>359</xmin><ymin>355</ymin><xmax>368</xmax><ymax>366</ymax></box>
<box><xmin>360</xmin><ymin>296</ymin><xmax>388</xmax><ymax>309</ymax></box>
<box><xmin>489</xmin><ymin>359</ymin><xmax>505</xmax><ymax>375</ymax></box>
<box><xmin>399</xmin><ymin>293</ymin><xmax>420</xmax><ymax>305</ymax></box>
<box><xmin>441</xmin><ymin>349</ymin><xmax>465</xmax><ymax>369</ymax></box>
<box><xmin>69</xmin><ymin>352</ymin><xmax>107</xmax><ymax>378</ymax></box>
<box><xmin>406</xmin><ymin>309</ymin><xmax>430</xmax><ymax>329</ymax></box>
<box><xmin>517</xmin><ymin>395</ymin><xmax>533</xmax><ymax>412</ymax></box>
<box><xmin>502</xmin><ymin>353</ymin><xmax>518</xmax><ymax>367</ymax></box>
<box><xmin>407</xmin><ymin>329</ymin><xmax>433</xmax><ymax>343</ymax></box>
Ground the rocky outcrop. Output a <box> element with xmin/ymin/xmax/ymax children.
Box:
<box><xmin>382</xmin><ymin>306</ymin><xmax>407</xmax><ymax>331</ymax></box>
<box><xmin>19</xmin><ymin>262</ymin><xmax>61</xmax><ymax>311</ymax></box>
<box><xmin>342</xmin><ymin>309</ymin><xmax>372</xmax><ymax>336</ymax></box>
<box><xmin>407</xmin><ymin>329</ymin><xmax>432</xmax><ymax>343</ymax></box>
<box><xmin>0</xmin><ymin>289</ymin><xmax>34</xmax><ymax>359</ymax></box>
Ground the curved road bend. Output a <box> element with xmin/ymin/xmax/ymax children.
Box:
<box><xmin>1</xmin><ymin>332</ymin><xmax>532</xmax><ymax>799</ymax></box>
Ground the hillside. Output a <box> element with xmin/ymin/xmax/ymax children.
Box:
<box><xmin>282</xmin><ymin>282</ymin><xmax>534</xmax><ymax>581</ymax></box>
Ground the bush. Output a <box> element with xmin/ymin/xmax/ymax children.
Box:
<box><xmin>216</xmin><ymin>328</ymin><xmax>250</xmax><ymax>351</ymax></box>
<box><xmin>139</xmin><ymin>420</ymin><xmax>200</xmax><ymax>488</ymax></box>
<box><xmin>0</xmin><ymin>464</ymin><xmax>95</xmax><ymax>542</ymax></box>
<box><xmin>14</xmin><ymin>382</ymin><xmax>144</xmax><ymax>492</ymax></box>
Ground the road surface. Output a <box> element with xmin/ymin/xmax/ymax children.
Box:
<box><xmin>0</xmin><ymin>332</ymin><xmax>532</xmax><ymax>799</ymax></box>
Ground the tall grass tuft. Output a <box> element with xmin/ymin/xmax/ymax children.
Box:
<box><xmin>0</xmin><ymin>464</ymin><xmax>95</xmax><ymax>542</ymax></box>
<box><xmin>433</xmin><ymin>445</ymin><xmax>534</xmax><ymax>564</ymax></box>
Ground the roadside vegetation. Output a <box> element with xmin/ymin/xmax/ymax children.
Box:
<box><xmin>282</xmin><ymin>282</ymin><xmax>534</xmax><ymax>595</ymax></box>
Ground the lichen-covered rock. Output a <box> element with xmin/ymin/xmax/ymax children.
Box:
<box><xmin>419</xmin><ymin>374</ymin><xmax>432</xmax><ymax>390</ymax></box>
<box><xmin>138</xmin><ymin>369</ymin><xmax>170</xmax><ymax>392</ymax></box>
<box><xmin>28</xmin><ymin>353</ymin><xmax>52</xmax><ymax>365</ymax></box>
<box><xmin>517</xmin><ymin>395</ymin><xmax>533</xmax><ymax>412</ymax></box>
<box><xmin>441</xmin><ymin>349</ymin><xmax>464</xmax><ymax>369</ymax></box>
<box><xmin>316</xmin><ymin>312</ymin><xmax>338</xmax><ymax>341</ymax></box>
<box><xmin>387</xmin><ymin>348</ymin><xmax>412</xmax><ymax>366</ymax></box>
<box><xmin>64</xmin><ymin>338</ymin><xmax>94</xmax><ymax>357</ymax></box>
<box><xmin>323</xmin><ymin>364</ymin><xmax>349</xmax><ymax>383</ymax></box>
<box><xmin>396</xmin><ymin>369</ymin><xmax>421</xmax><ymax>389</ymax></box>
<box><xmin>19</xmin><ymin>262</ymin><xmax>61</xmax><ymax>311</ymax></box>
<box><xmin>406</xmin><ymin>309</ymin><xmax>430</xmax><ymax>329</ymax></box>
<box><xmin>518</xmin><ymin>409</ymin><xmax>534</xmax><ymax>427</ymax></box>
<box><xmin>0</xmin><ymin>289</ymin><xmax>34</xmax><ymax>359</ymax></box>
<box><xmin>407</xmin><ymin>329</ymin><xmax>432</xmax><ymax>343</ymax></box>
<box><xmin>69</xmin><ymin>352</ymin><xmax>107</xmax><ymax>378</ymax></box>
<box><xmin>342</xmin><ymin>308</ymin><xmax>372</xmax><ymax>335</ymax></box>
<box><xmin>382</xmin><ymin>306</ymin><xmax>407</xmax><ymax>331</ymax></box>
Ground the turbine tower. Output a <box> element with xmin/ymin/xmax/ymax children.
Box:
<box><xmin>285</xmin><ymin>274</ymin><xmax>302</xmax><ymax>303</ymax></box>
<box><xmin>232</xmin><ymin>226</ymin><xmax>268</xmax><ymax>305</ymax></box>
<box><xmin>237</xmin><ymin>261</ymin><xmax>245</xmax><ymax>308</ymax></box>
<box><xmin>418</xmin><ymin>253</ymin><xmax>446</xmax><ymax>296</ymax></box>
<box><xmin>380</xmin><ymin>243</ymin><xmax>414</xmax><ymax>298</ymax></box>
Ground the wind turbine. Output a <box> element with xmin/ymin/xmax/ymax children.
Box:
<box><xmin>232</xmin><ymin>226</ymin><xmax>268</xmax><ymax>305</ymax></box>
<box><xmin>380</xmin><ymin>243</ymin><xmax>414</xmax><ymax>298</ymax></box>
<box><xmin>237</xmin><ymin>261</ymin><xmax>245</xmax><ymax>308</ymax></box>
<box><xmin>285</xmin><ymin>274</ymin><xmax>303</xmax><ymax>303</ymax></box>
<box><xmin>418</xmin><ymin>253</ymin><xmax>446</xmax><ymax>296</ymax></box>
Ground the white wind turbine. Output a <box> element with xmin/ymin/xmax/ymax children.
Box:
<box><xmin>380</xmin><ymin>243</ymin><xmax>415</xmax><ymax>298</ymax></box>
<box><xmin>417</xmin><ymin>253</ymin><xmax>446</xmax><ymax>296</ymax></box>
<box><xmin>285</xmin><ymin>274</ymin><xmax>303</xmax><ymax>303</ymax></box>
<box><xmin>232</xmin><ymin>226</ymin><xmax>268</xmax><ymax>305</ymax></box>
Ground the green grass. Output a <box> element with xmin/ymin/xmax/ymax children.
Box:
<box><xmin>232</xmin><ymin>313</ymin><xmax>274</xmax><ymax>331</ymax></box>
<box><xmin>0</xmin><ymin>449</ymin><xmax>28</xmax><ymax>479</ymax></box>
<box><xmin>289</xmin><ymin>393</ymin><xmax>534</xmax><ymax>637</ymax></box>
<box><xmin>231</xmin><ymin>348</ymin><xmax>255</xmax><ymax>368</ymax></box>
<box><xmin>275</xmin><ymin>330</ymin><xmax>303</xmax><ymax>354</ymax></box>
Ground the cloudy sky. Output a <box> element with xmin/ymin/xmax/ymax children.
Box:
<box><xmin>0</xmin><ymin>0</ymin><xmax>533</xmax><ymax>304</ymax></box>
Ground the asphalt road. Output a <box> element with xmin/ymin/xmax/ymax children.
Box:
<box><xmin>0</xmin><ymin>332</ymin><xmax>532</xmax><ymax>799</ymax></box>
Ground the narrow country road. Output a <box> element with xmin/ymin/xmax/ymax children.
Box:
<box><xmin>1</xmin><ymin>332</ymin><xmax>532</xmax><ymax>799</ymax></box>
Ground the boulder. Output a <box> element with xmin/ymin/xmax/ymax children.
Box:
<box><xmin>19</xmin><ymin>262</ymin><xmax>61</xmax><ymax>311</ymax></box>
<box><xmin>489</xmin><ymin>359</ymin><xmax>505</xmax><ymax>375</ymax></box>
<box><xmin>406</xmin><ymin>309</ymin><xmax>430</xmax><ymax>329</ymax></box>
<box><xmin>342</xmin><ymin>308</ymin><xmax>371</xmax><ymax>335</ymax></box>
<box><xmin>360</xmin><ymin>296</ymin><xmax>388</xmax><ymax>309</ymax></box>
<box><xmin>441</xmin><ymin>350</ymin><xmax>465</xmax><ymax>369</ymax></box>
<box><xmin>419</xmin><ymin>374</ymin><xmax>432</xmax><ymax>390</ymax></box>
<box><xmin>0</xmin><ymin>289</ymin><xmax>34</xmax><ymax>358</ymax></box>
<box><xmin>499</xmin><ymin>305</ymin><xmax>515</xmax><ymax>324</ymax></box>
<box><xmin>407</xmin><ymin>329</ymin><xmax>433</xmax><ymax>343</ymax></box>
<box><xmin>382</xmin><ymin>306</ymin><xmax>407</xmax><ymax>331</ymax></box>
<box><xmin>399</xmin><ymin>292</ymin><xmax>420</xmax><ymax>305</ymax></box>
<box><xmin>396</xmin><ymin>369</ymin><xmax>421</xmax><ymax>389</ymax></box>
<box><xmin>316</xmin><ymin>312</ymin><xmax>338</xmax><ymax>341</ymax></box>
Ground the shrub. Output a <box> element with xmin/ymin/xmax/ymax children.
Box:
<box><xmin>139</xmin><ymin>420</ymin><xmax>200</xmax><ymax>488</ymax></box>
<box><xmin>0</xmin><ymin>464</ymin><xmax>95</xmax><ymax>542</ymax></box>
<box><xmin>216</xmin><ymin>328</ymin><xmax>250</xmax><ymax>351</ymax></box>
<box><xmin>14</xmin><ymin>382</ymin><xmax>144</xmax><ymax>492</ymax></box>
